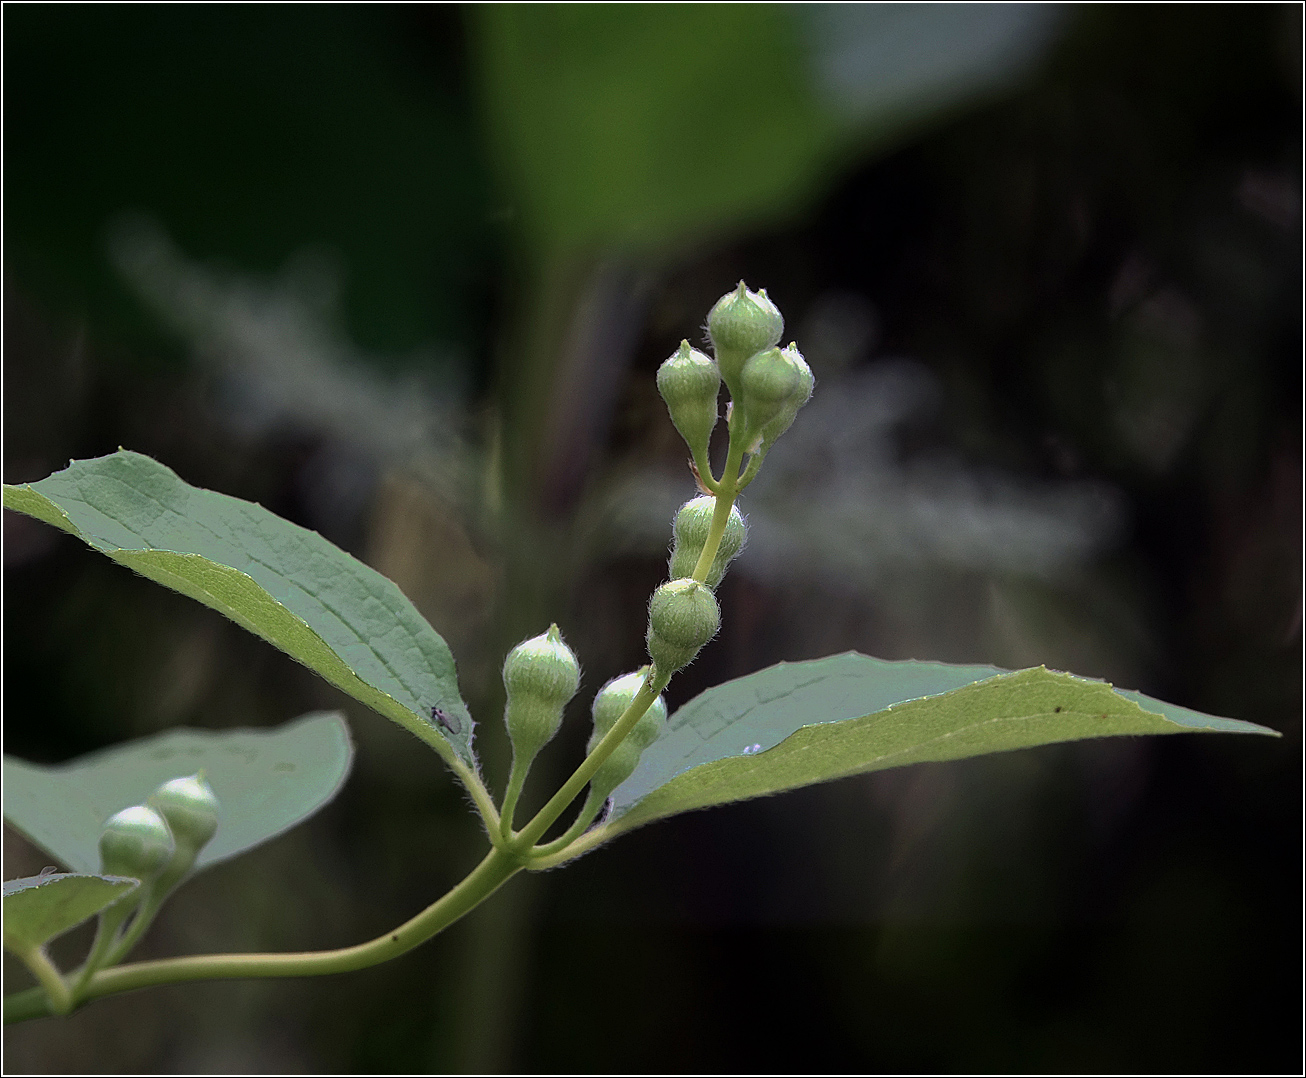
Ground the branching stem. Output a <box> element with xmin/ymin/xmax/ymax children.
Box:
<box><xmin>690</xmin><ymin>437</ymin><xmax>745</xmax><ymax>582</ymax></box>
<box><xmin>5</xmin><ymin>846</ymin><xmax>523</xmax><ymax>1024</ymax></box>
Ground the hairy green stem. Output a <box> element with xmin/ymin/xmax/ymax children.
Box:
<box><xmin>11</xmin><ymin>945</ymin><xmax>72</xmax><ymax>1017</ymax></box>
<box><xmin>72</xmin><ymin>899</ymin><xmax>136</xmax><ymax>994</ymax></box>
<box><xmin>499</xmin><ymin>756</ymin><xmax>530</xmax><ymax>841</ymax></box>
<box><xmin>5</xmin><ymin>846</ymin><xmax>523</xmax><ymax>1024</ymax></box>
<box><xmin>690</xmin><ymin>437</ymin><xmax>745</xmax><ymax>582</ymax></box>
<box><xmin>443</xmin><ymin>747</ymin><xmax>504</xmax><ymax>840</ymax></box>
<box><xmin>103</xmin><ymin>887</ymin><xmax>168</xmax><ymax>968</ymax></box>
<box><xmin>527</xmin><ymin>820</ymin><xmax>614</xmax><ymax>870</ymax></box>
<box><xmin>691</xmin><ymin>447</ymin><xmax>720</xmax><ymax>494</ymax></box>
<box><xmin>528</xmin><ymin>788</ymin><xmax>606</xmax><ymax>859</ymax></box>
<box><xmin>736</xmin><ymin>448</ymin><xmax>765</xmax><ymax>491</ymax></box>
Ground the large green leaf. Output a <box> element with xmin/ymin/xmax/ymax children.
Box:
<box><xmin>3</xmin><ymin>712</ymin><xmax>354</xmax><ymax>876</ymax></box>
<box><xmin>3</xmin><ymin>874</ymin><xmax>139</xmax><ymax>951</ymax></box>
<box><xmin>607</xmin><ymin>654</ymin><xmax>1277</xmax><ymax>834</ymax></box>
<box><xmin>2</xmin><ymin>450</ymin><xmax>474</xmax><ymax>765</ymax></box>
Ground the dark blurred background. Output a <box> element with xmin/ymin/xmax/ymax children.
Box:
<box><xmin>3</xmin><ymin>5</ymin><xmax>1300</xmax><ymax>1073</ymax></box>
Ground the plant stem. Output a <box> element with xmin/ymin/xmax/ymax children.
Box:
<box><xmin>525</xmin><ymin>825</ymin><xmax>613</xmax><ymax>870</ymax></box>
<box><xmin>499</xmin><ymin>755</ymin><xmax>530</xmax><ymax>842</ymax></box>
<box><xmin>527</xmin><ymin>788</ymin><xmax>605</xmax><ymax>859</ymax></box>
<box><xmin>441</xmin><ymin>745</ymin><xmax>504</xmax><ymax>840</ymax></box>
<box><xmin>72</xmin><ymin>899</ymin><xmax>136</xmax><ymax>994</ymax></box>
<box><xmin>512</xmin><ymin>671</ymin><xmax>667</xmax><ymax>851</ymax></box>
<box><xmin>103</xmin><ymin>888</ymin><xmax>166</xmax><ymax>968</ymax></box>
<box><xmin>690</xmin><ymin>438</ymin><xmax>744</xmax><ymax>582</ymax></box>
<box><xmin>4</xmin><ymin>846</ymin><xmax>523</xmax><ymax>1024</ymax></box>
<box><xmin>691</xmin><ymin>448</ymin><xmax>720</xmax><ymax>493</ymax></box>
<box><xmin>736</xmin><ymin>449</ymin><xmax>765</xmax><ymax>491</ymax></box>
<box><xmin>11</xmin><ymin>945</ymin><xmax>72</xmax><ymax>1016</ymax></box>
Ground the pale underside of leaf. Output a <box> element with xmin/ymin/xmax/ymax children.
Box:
<box><xmin>2</xmin><ymin>451</ymin><xmax>474</xmax><ymax>765</ymax></box>
<box><xmin>4</xmin><ymin>712</ymin><xmax>355</xmax><ymax>875</ymax></box>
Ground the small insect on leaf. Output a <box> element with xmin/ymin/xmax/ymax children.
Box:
<box><xmin>431</xmin><ymin>707</ymin><xmax>462</xmax><ymax>736</ymax></box>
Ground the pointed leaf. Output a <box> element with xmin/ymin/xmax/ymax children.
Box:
<box><xmin>3</xmin><ymin>874</ymin><xmax>139</xmax><ymax>951</ymax></box>
<box><xmin>3</xmin><ymin>451</ymin><xmax>474</xmax><ymax>764</ymax></box>
<box><xmin>608</xmin><ymin>654</ymin><xmax>1277</xmax><ymax>834</ymax></box>
<box><xmin>3</xmin><ymin>711</ymin><xmax>354</xmax><ymax>875</ymax></box>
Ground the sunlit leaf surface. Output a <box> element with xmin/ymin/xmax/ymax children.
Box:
<box><xmin>3</xmin><ymin>874</ymin><xmax>139</xmax><ymax>951</ymax></box>
<box><xmin>609</xmin><ymin>654</ymin><xmax>1276</xmax><ymax>832</ymax></box>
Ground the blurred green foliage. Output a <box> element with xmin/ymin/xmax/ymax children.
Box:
<box><xmin>473</xmin><ymin>5</ymin><xmax>834</xmax><ymax>254</ymax></box>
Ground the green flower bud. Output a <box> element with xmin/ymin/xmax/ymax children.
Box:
<box><xmin>755</xmin><ymin>343</ymin><xmax>815</xmax><ymax>453</ymax></box>
<box><xmin>503</xmin><ymin>623</ymin><xmax>581</xmax><ymax>761</ymax></box>
<box><xmin>647</xmin><ymin>578</ymin><xmax>720</xmax><ymax>674</ymax></box>
<box><xmin>149</xmin><ymin>773</ymin><xmax>219</xmax><ymax>855</ymax></box>
<box><xmin>586</xmin><ymin>671</ymin><xmax>668</xmax><ymax>801</ymax></box>
<box><xmin>656</xmin><ymin>340</ymin><xmax>720</xmax><ymax>459</ymax></box>
<box><xmin>668</xmin><ymin>496</ymin><xmax>747</xmax><ymax>589</ymax></box>
<box><xmin>586</xmin><ymin>740</ymin><xmax>644</xmax><ymax>803</ymax></box>
<box><xmin>737</xmin><ymin>346</ymin><xmax>800</xmax><ymax>445</ymax></box>
<box><xmin>707</xmin><ymin>282</ymin><xmax>784</xmax><ymax>394</ymax></box>
<box><xmin>99</xmin><ymin>805</ymin><xmax>175</xmax><ymax>881</ymax></box>
<box><xmin>590</xmin><ymin>668</ymin><xmax>669</xmax><ymax>743</ymax></box>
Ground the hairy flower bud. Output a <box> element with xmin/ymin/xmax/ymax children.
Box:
<box><xmin>707</xmin><ymin>282</ymin><xmax>784</xmax><ymax>394</ymax></box>
<box><xmin>737</xmin><ymin>346</ymin><xmax>800</xmax><ymax>444</ymax></box>
<box><xmin>647</xmin><ymin>578</ymin><xmax>720</xmax><ymax>674</ymax></box>
<box><xmin>149</xmin><ymin>773</ymin><xmax>219</xmax><ymax>855</ymax></box>
<box><xmin>755</xmin><ymin>343</ymin><xmax>815</xmax><ymax>453</ymax></box>
<box><xmin>668</xmin><ymin>496</ymin><xmax>747</xmax><ymax>589</ymax></box>
<box><xmin>590</xmin><ymin>668</ymin><xmax>669</xmax><ymax>743</ymax></box>
<box><xmin>586</xmin><ymin>740</ymin><xmax>643</xmax><ymax>803</ymax></box>
<box><xmin>503</xmin><ymin>624</ymin><xmax>581</xmax><ymax>762</ymax></box>
<box><xmin>586</xmin><ymin>671</ymin><xmax>668</xmax><ymax>801</ymax></box>
<box><xmin>99</xmin><ymin>805</ymin><xmax>175</xmax><ymax>881</ymax></box>
<box><xmin>657</xmin><ymin>340</ymin><xmax>720</xmax><ymax>459</ymax></box>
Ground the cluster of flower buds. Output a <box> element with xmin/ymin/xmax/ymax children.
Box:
<box><xmin>496</xmin><ymin>284</ymin><xmax>812</xmax><ymax>849</ymax></box>
<box><xmin>657</xmin><ymin>281</ymin><xmax>813</xmax><ymax>466</ymax></box>
<box><xmin>584</xmin><ymin>668</ymin><xmax>669</xmax><ymax>802</ymax></box>
<box><xmin>98</xmin><ymin>772</ymin><xmax>220</xmax><ymax>886</ymax></box>
<box><xmin>502</xmin><ymin>624</ymin><xmax>582</xmax><ymax>771</ymax></box>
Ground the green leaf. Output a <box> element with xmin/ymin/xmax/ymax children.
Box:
<box><xmin>3</xmin><ymin>712</ymin><xmax>354</xmax><ymax>876</ymax></box>
<box><xmin>2</xmin><ymin>450</ymin><xmax>474</xmax><ymax>765</ymax></box>
<box><xmin>608</xmin><ymin>654</ymin><xmax>1277</xmax><ymax>833</ymax></box>
<box><xmin>3</xmin><ymin>874</ymin><xmax>139</xmax><ymax>951</ymax></box>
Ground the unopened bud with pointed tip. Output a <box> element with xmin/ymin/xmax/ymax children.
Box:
<box><xmin>668</xmin><ymin>496</ymin><xmax>747</xmax><ymax>589</ymax></box>
<box><xmin>755</xmin><ymin>343</ymin><xmax>814</xmax><ymax>453</ymax></box>
<box><xmin>149</xmin><ymin>773</ymin><xmax>219</xmax><ymax>856</ymax></box>
<box><xmin>657</xmin><ymin>340</ymin><xmax>721</xmax><ymax>459</ymax></box>
<box><xmin>647</xmin><ymin>578</ymin><xmax>720</xmax><ymax>674</ymax></box>
<box><xmin>707</xmin><ymin>282</ymin><xmax>784</xmax><ymax>394</ymax></box>
<box><xmin>586</xmin><ymin>669</ymin><xmax>668</xmax><ymax>800</ymax></box>
<box><xmin>503</xmin><ymin>624</ymin><xmax>582</xmax><ymax>763</ymax></box>
<box><xmin>737</xmin><ymin>346</ymin><xmax>801</xmax><ymax>445</ymax></box>
<box><xmin>99</xmin><ymin>805</ymin><xmax>175</xmax><ymax>881</ymax></box>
